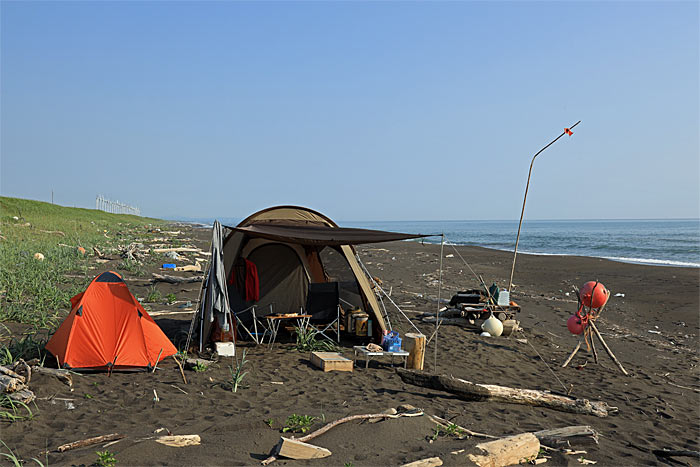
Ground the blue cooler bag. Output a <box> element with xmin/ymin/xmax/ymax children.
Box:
<box><xmin>382</xmin><ymin>331</ymin><xmax>402</xmax><ymax>352</ymax></box>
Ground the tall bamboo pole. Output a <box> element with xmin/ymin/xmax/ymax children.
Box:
<box><xmin>508</xmin><ymin>121</ymin><xmax>581</xmax><ymax>292</ymax></box>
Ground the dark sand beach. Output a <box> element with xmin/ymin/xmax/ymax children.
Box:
<box><xmin>5</xmin><ymin>224</ymin><xmax>699</xmax><ymax>466</ymax></box>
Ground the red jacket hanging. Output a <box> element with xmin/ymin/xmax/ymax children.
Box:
<box><xmin>228</xmin><ymin>258</ymin><xmax>259</xmax><ymax>302</ymax></box>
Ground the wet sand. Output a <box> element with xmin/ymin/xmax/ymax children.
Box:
<box><xmin>6</xmin><ymin>225</ymin><xmax>699</xmax><ymax>466</ymax></box>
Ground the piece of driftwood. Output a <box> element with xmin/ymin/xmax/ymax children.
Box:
<box><xmin>9</xmin><ymin>388</ymin><xmax>35</xmax><ymax>403</ymax></box>
<box><xmin>31</xmin><ymin>366</ymin><xmax>73</xmax><ymax>387</ymax></box>
<box><xmin>396</xmin><ymin>369</ymin><xmax>616</xmax><ymax>418</ymax></box>
<box><xmin>402</xmin><ymin>456</ymin><xmax>443</xmax><ymax>467</ymax></box>
<box><xmin>152</xmin><ymin>273</ymin><xmax>204</xmax><ymax>284</ymax></box>
<box><xmin>184</xmin><ymin>357</ymin><xmax>215</xmax><ymax>370</ymax></box>
<box><xmin>405</xmin><ymin>333</ymin><xmax>426</xmax><ymax>370</ymax></box>
<box><xmin>652</xmin><ymin>449</ymin><xmax>700</xmax><ymax>459</ymax></box>
<box><xmin>155</xmin><ymin>434</ymin><xmax>201</xmax><ymax>447</ymax></box>
<box><xmin>533</xmin><ymin>426</ymin><xmax>599</xmax><ymax>447</ymax></box>
<box><xmin>467</xmin><ymin>433</ymin><xmax>540</xmax><ymax>467</ymax></box>
<box><xmin>261</xmin><ymin>409</ymin><xmax>424</xmax><ymax>465</ymax></box>
<box><xmin>428</xmin><ymin>414</ymin><xmax>496</xmax><ymax>439</ymax></box>
<box><xmin>173</xmin><ymin>356</ymin><xmax>188</xmax><ymax>384</ymax></box>
<box><xmin>12</xmin><ymin>360</ymin><xmax>31</xmax><ymax>384</ymax></box>
<box><xmin>0</xmin><ymin>374</ymin><xmax>25</xmax><ymax>393</ymax></box>
<box><xmin>276</xmin><ymin>438</ymin><xmax>331</xmax><ymax>460</ymax></box>
<box><xmin>56</xmin><ymin>433</ymin><xmax>124</xmax><ymax>452</ymax></box>
<box><xmin>0</xmin><ymin>365</ymin><xmax>25</xmax><ymax>382</ymax></box>
<box><xmin>153</xmin><ymin>247</ymin><xmax>201</xmax><ymax>253</ymax></box>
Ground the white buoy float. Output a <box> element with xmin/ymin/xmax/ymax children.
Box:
<box><xmin>482</xmin><ymin>312</ymin><xmax>503</xmax><ymax>337</ymax></box>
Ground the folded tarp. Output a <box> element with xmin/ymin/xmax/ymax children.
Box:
<box><xmin>226</xmin><ymin>224</ymin><xmax>435</xmax><ymax>246</ymax></box>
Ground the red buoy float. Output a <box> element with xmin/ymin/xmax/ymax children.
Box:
<box><xmin>567</xmin><ymin>314</ymin><xmax>585</xmax><ymax>335</ymax></box>
<box><xmin>580</xmin><ymin>281</ymin><xmax>609</xmax><ymax>308</ymax></box>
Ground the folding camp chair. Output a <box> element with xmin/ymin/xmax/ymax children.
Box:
<box><xmin>304</xmin><ymin>282</ymin><xmax>341</xmax><ymax>343</ymax></box>
<box><xmin>233</xmin><ymin>305</ymin><xmax>272</xmax><ymax>345</ymax></box>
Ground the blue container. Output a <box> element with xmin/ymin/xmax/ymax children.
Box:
<box><xmin>382</xmin><ymin>331</ymin><xmax>402</xmax><ymax>352</ymax></box>
<box><xmin>162</xmin><ymin>263</ymin><xmax>176</xmax><ymax>269</ymax></box>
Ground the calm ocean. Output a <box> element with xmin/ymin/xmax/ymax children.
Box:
<box><xmin>343</xmin><ymin>219</ymin><xmax>700</xmax><ymax>268</ymax></box>
<box><xmin>183</xmin><ymin>218</ymin><xmax>700</xmax><ymax>268</ymax></box>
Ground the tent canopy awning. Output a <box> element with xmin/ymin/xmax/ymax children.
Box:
<box><xmin>225</xmin><ymin>223</ymin><xmax>436</xmax><ymax>246</ymax></box>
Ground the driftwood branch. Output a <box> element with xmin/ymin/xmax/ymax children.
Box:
<box><xmin>533</xmin><ymin>426</ymin><xmax>599</xmax><ymax>447</ymax></box>
<box><xmin>396</xmin><ymin>369</ymin><xmax>616</xmax><ymax>418</ymax></box>
<box><xmin>56</xmin><ymin>433</ymin><xmax>124</xmax><ymax>453</ymax></box>
<box><xmin>261</xmin><ymin>410</ymin><xmax>424</xmax><ymax>465</ymax></box>
<box><xmin>152</xmin><ymin>273</ymin><xmax>204</xmax><ymax>284</ymax></box>
<box><xmin>589</xmin><ymin>321</ymin><xmax>629</xmax><ymax>376</ymax></box>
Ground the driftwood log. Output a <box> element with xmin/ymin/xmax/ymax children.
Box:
<box><xmin>467</xmin><ymin>433</ymin><xmax>540</xmax><ymax>467</ymax></box>
<box><xmin>0</xmin><ymin>365</ymin><xmax>35</xmax><ymax>403</ymax></box>
<box><xmin>152</xmin><ymin>273</ymin><xmax>204</xmax><ymax>284</ymax></box>
<box><xmin>396</xmin><ymin>369</ymin><xmax>616</xmax><ymax>417</ymax></box>
<box><xmin>31</xmin><ymin>366</ymin><xmax>73</xmax><ymax>387</ymax></box>
<box><xmin>56</xmin><ymin>433</ymin><xmax>124</xmax><ymax>452</ymax></box>
<box><xmin>533</xmin><ymin>426</ymin><xmax>599</xmax><ymax>447</ymax></box>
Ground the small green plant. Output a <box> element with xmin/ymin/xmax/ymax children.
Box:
<box><xmin>145</xmin><ymin>286</ymin><xmax>162</xmax><ymax>303</ymax></box>
<box><xmin>294</xmin><ymin>326</ymin><xmax>338</xmax><ymax>352</ymax></box>
<box><xmin>193</xmin><ymin>361</ymin><xmax>208</xmax><ymax>372</ymax></box>
<box><xmin>0</xmin><ymin>395</ymin><xmax>35</xmax><ymax>422</ymax></box>
<box><xmin>228</xmin><ymin>350</ymin><xmax>248</xmax><ymax>393</ymax></box>
<box><xmin>0</xmin><ymin>440</ymin><xmax>44</xmax><ymax>466</ymax></box>
<box><xmin>282</xmin><ymin>414</ymin><xmax>317</xmax><ymax>434</ymax></box>
<box><xmin>95</xmin><ymin>450</ymin><xmax>117</xmax><ymax>467</ymax></box>
<box><xmin>84</xmin><ymin>393</ymin><xmax>93</xmax><ymax>399</ymax></box>
<box><xmin>344</xmin><ymin>463</ymin><xmax>354</xmax><ymax>467</ymax></box>
<box><xmin>429</xmin><ymin>422</ymin><xmax>466</xmax><ymax>441</ymax></box>
<box><xmin>264</xmin><ymin>418</ymin><xmax>274</xmax><ymax>428</ymax></box>
<box><xmin>165</xmin><ymin>293</ymin><xmax>176</xmax><ymax>304</ymax></box>
<box><xmin>118</xmin><ymin>258</ymin><xmax>143</xmax><ymax>276</ymax></box>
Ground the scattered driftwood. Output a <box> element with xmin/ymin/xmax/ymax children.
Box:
<box><xmin>184</xmin><ymin>358</ymin><xmax>214</xmax><ymax>371</ymax></box>
<box><xmin>0</xmin><ymin>365</ymin><xmax>34</xmax><ymax>403</ymax></box>
<box><xmin>153</xmin><ymin>247</ymin><xmax>202</xmax><ymax>254</ymax></box>
<box><xmin>428</xmin><ymin>414</ymin><xmax>496</xmax><ymax>439</ymax></box>
<box><xmin>533</xmin><ymin>426</ymin><xmax>599</xmax><ymax>447</ymax></box>
<box><xmin>155</xmin><ymin>434</ymin><xmax>201</xmax><ymax>447</ymax></box>
<box><xmin>467</xmin><ymin>433</ymin><xmax>540</xmax><ymax>467</ymax></box>
<box><xmin>396</xmin><ymin>369</ymin><xmax>617</xmax><ymax>418</ymax></box>
<box><xmin>276</xmin><ymin>438</ymin><xmax>331</xmax><ymax>460</ymax></box>
<box><xmin>402</xmin><ymin>457</ymin><xmax>443</xmax><ymax>467</ymax></box>
<box><xmin>652</xmin><ymin>449</ymin><xmax>700</xmax><ymax>459</ymax></box>
<box><xmin>261</xmin><ymin>409</ymin><xmax>424</xmax><ymax>465</ymax></box>
<box><xmin>31</xmin><ymin>366</ymin><xmax>73</xmax><ymax>387</ymax></box>
<box><xmin>173</xmin><ymin>355</ymin><xmax>188</xmax><ymax>384</ymax></box>
<box><xmin>120</xmin><ymin>242</ymin><xmax>145</xmax><ymax>261</ymax></box>
<box><xmin>152</xmin><ymin>273</ymin><xmax>204</xmax><ymax>284</ymax></box>
<box><xmin>56</xmin><ymin>433</ymin><xmax>124</xmax><ymax>452</ymax></box>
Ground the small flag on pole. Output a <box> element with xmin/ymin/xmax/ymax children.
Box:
<box><xmin>564</xmin><ymin>128</ymin><xmax>573</xmax><ymax>136</ymax></box>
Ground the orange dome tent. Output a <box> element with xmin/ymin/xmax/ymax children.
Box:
<box><xmin>45</xmin><ymin>271</ymin><xmax>176</xmax><ymax>370</ymax></box>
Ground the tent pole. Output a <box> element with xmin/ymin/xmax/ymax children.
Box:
<box><xmin>508</xmin><ymin>120</ymin><xmax>581</xmax><ymax>292</ymax></box>
<box><xmin>434</xmin><ymin>234</ymin><xmax>444</xmax><ymax>372</ymax></box>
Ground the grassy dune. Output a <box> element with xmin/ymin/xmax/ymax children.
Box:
<box><xmin>0</xmin><ymin>196</ymin><xmax>165</xmax><ymax>362</ymax></box>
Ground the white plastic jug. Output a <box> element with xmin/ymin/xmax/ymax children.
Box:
<box><xmin>481</xmin><ymin>312</ymin><xmax>503</xmax><ymax>337</ymax></box>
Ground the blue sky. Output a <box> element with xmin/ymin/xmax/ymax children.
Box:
<box><xmin>1</xmin><ymin>1</ymin><xmax>698</xmax><ymax>221</ymax></box>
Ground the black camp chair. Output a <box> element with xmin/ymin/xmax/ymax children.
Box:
<box><xmin>305</xmin><ymin>282</ymin><xmax>341</xmax><ymax>343</ymax></box>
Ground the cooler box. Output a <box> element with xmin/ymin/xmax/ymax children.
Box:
<box><xmin>382</xmin><ymin>331</ymin><xmax>402</xmax><ymax>352</ymax></box>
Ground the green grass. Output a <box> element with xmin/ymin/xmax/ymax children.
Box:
<box><xmin>228</xmin><ymin>350</ymin><xmax>248</xmax><ymax>392</ymax></box>
<box><xmin>282</xmin><ymin>414</ymin><xmax>317</xmax><ymax>434</ymax></box>
<box><xmin>0</xmin><ymin>440</ymin><xmax>45</xmax><ymax>466</ymax></box>
<box><xmin>0</xmin><ymin>196</ymin><xmax>164</xmax><ymax>361</ymax></box>
<box><xmin>294</xmin><ymin>326</ymin><xmax>338</xmax><ymax>352</ymax></box>
<box><xmin>0</xmin><ymin>396</ymin><xmax>35</xmax><ymax>423</ymax></box>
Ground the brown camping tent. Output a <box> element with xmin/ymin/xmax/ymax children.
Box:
<box><xmin>196</xmin><ymin>206</ymin><xmax>431</xmax><ymax>349</ymax></box>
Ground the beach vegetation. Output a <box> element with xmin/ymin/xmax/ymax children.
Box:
<box><xmin>0</xmin><ymin>440</ymin><xmax>44</xmax><ymax>466</ymax></box>
<box><xmin>263</xmin><ymin>418</ymin><xmax>274</xmax><ymax>428</ymax></box>
<box><xmin>165</xmin><ymin>293</ymin><xmax>177</xmax><ymax>304</ymax></box>
<box><xmin>429</xmin><ymin>422</ymin><xmax>467</xmax><ymax>441</ymax></box>
<box><xmin>282</xmin><ymin>414</ymin><xmax>317</xmax><ymax>434</ymax></box>
<box><xmin>228</xmin><ymin>350</ymin><xmax>248</xmax><ymax>393</ymax></box>
<box><xmin>145</xmin><ymin>286</ymin><xmax>162</xmax><ymax>303</ymax></box>
<box><xmin>192</xmin><ymin>361</ymin><xmax>208</xmax><ymax>372</ymax></box>
<box><xmin>294</xmin><ymin>326</ymin><xmax>338</xmax><ymax>352</ymax></box>
<box><xmin>95</xmin><ymin>450</ymin><xmax>117</xmax><ymax>467</ymax></box>
<box><xmin>0</xmin><ymin>334</ymin><xmax>49</xmax><ymax>366</ymax></box>
<box><xmin>0</xmin><ymin>396</ymin><xmax>35</xmax><ymax>423</ymax></box>
<box><xmin>0</xmin><ymin>196</ymin><xmax>162</xmax><ymax>334</ymax></box>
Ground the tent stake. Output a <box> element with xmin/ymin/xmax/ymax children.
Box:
<box><xmin>508</xmin><ymin>121</ymin><xmax>581</xmax><ymax>292</ymax></box>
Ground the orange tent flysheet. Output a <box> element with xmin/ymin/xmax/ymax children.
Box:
<box><xmin>45</xmin><ymin>271</ymin><xmax>177</xmax><ymax>370</ymax></box>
